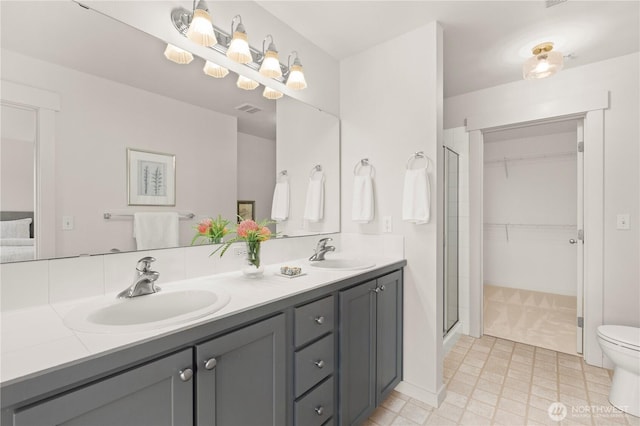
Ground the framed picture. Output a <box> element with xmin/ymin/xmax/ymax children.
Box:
<box><xmin>237</xmin><ymin>200</ymin><xmax>255</xmax><ymax>222</ymax></box>
<box><xmin>127</xmin><ymin>148</ymin><xmax>176</xmax><ymax>206</ymax></box>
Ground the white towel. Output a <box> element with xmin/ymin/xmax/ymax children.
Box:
<box><xmin>351</xmin><ymin>175</ymin><xmax>374</xmax><ymax>223</ymax></box>
<box><xmin>303</xmin><ymin>173</ymin><xmax>324</xmax><ymax>222</ymax></box>
<box><xmin>271</xmin><ymin>180</ymin><xmax>290</xmax><ymax>222</ymax></box>
<box><xmin>133</xmin><ymin>212</ymin><xmax>179</xmax><ymax>250</ymax></box>
<box><xmin>402</xmin><ymin>168</ymin><xmax>431</xmax><ymax>224</ymax></box>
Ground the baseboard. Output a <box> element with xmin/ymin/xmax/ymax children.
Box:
<box><xmin>395</xmin><ymin>381</ymin><xmax>447</xmax><ymax>408</ymax></box>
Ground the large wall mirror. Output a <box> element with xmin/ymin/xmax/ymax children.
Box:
<box><xmin>0</xmin><ymin>1</ymin><xmax>340</xmax><ymax>263</ymax></box>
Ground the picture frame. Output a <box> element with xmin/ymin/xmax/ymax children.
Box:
<box><xmin>127</xmin><ymin>148</ymin><xmax>176</xmax><ymax>206</ymax></box>
<box><xmin>237</xmin><ymin>200</ymin><xmax>255</xmax><ymax>222</ymax></box>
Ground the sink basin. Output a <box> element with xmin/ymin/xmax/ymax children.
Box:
<box><xmin>64</xmin><ymin>288</ymin><xmax>230</xmax><ymax>333</ymax></box>
<box><xmin>309</xmin><ymin>258</ymin><xmax>375</xmax><ymax>271</ymax></box>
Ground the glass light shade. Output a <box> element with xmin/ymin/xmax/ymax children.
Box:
<box><xmin>263</xmin><ymin>86</ymin><xmax>283</xmax><ymax>100</ymax></box>
<box><xmin>186</xmin><ymin>9</ymin><xmax>217</xmax><ymax>47</ymax></box>
<box><xmin>523</xmin><ymin>50</ymin><xmax>563</xmax><ymax>80</ymax></box>
<box><xmin>237</xmin><ymin>75</ymin><xmax>259</xmax><ymax>90</ymax></box>
<box><xmin>259</xmin><ymin>51</ymin><xmax>282</xmax><ymax>78</ymax></box>
<box><xmin>227</xmin><ymin>32</ymin><xmax>252</xmax><ymax>64</ymax></box>
<box><xmin>164</xmin><ymin>44</ymin><xmax>194</xmax><ymax>64</ymax></box>
<box><xmin>286</xmin><ymin>64</ymin><xmax>307</xmax><ymax>90</ymax></box>
<box><xmin>203</xmin><ymin>61</ymin><xmax>229</xmax><ymax>78</ymax></box>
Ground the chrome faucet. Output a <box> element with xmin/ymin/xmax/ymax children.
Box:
<box><xmin>117</xmin><ymin>256</ymin><xmax>161</xmax><ymax>299</ymax></box>
<box><xmin>309</xmin><ymin>237</ymin><xmax>336</xmax><ymax>261</ymax></box>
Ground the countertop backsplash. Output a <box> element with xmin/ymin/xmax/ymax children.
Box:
<box><xmin>0</xmin><ymin>233</ymin><xmax>404</xmax><ymax>313</ymax></box>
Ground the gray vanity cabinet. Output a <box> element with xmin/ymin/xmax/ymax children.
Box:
<box><xmin>11</xmin><ymin>349</ymin><xmax>193</xmax><ymax>426</ymax></box>
<box><xmin>338</xmin><ymin>271</ymin><xmax>403</xmax><ymax>426</ymax></box>
<box><xmin>195</xmin><ymin>314</ymin><xmax>286</xmax><ymax>426</ymax></box>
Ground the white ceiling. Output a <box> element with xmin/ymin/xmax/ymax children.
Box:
<box><xmin>257</xmin><ymin>0</ymin><xmax>640</xmax><ymax>97</ymax></box>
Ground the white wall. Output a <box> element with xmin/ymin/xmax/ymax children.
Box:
<box><xmin>443</xmin><ymin>128</ymin><xmax>470</xmax><ymax>335</ymax></box>
<box><xmin>483</xmin><ymin>131</ymin><xmax>577</xmax><ymax>296</ymax></box>
<box><xmin>2</xmin><ymin>49</ymin><xmax>238</xmax><ymax>257</ymax></box>
<box><xmin>276</xmin><ymin>97</ymin><xmax>340</xmax><ymax>236</ymax></box>
<box><xmin>445</xmin><ymin>53</ymin><xmax>640</xmax><ymax>330</ymax></box>
<box><xmin>237</xmin><ymin>132</ymin><xmax>276</xmax><ymax>226</ymax></box>
<box><xmin>341</xmin><ymin>22</ymin><xmax>445</xmax><ymax>405</ymax></box>
<box><xmin>1</xmin><ymin>139</ymin><xmax>34</xmax><ymax>211</ymax></box>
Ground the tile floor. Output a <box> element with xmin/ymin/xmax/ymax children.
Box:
<box><xmin>483</xmin><ymin>284</ymin><xmax>577</xmax><ymax>355</ymax></box>
<box><xmin>365</xmin><ymin>335</ymin><xmax>639</xmax><ymax>426</ymax></box>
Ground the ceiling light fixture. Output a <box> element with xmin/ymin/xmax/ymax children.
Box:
<box><xmin>186</xmin><ymin>0</ymin><xmax>217</xmax><ymax>47</ymax></box>
<box><xmin>227</xmin><ymin>15</ymin><xmax>252</xmax><ymax>64</ymax></box>
<box><xmin>237</xmin><ymin>75</ymin><xmax>259</xmax><ymax>91</ymax></box>
<box><xmin>263</xmin><ymin>86</ymin><xmax>283</xmax><ymax>100</ymax></box>
<box><xmin>164</xmin><ymin>44</ymin><xmax>194</xmax><ymax>64</ymax></box>
<box><xmin>285</xmin><ymin>51</ymin><xmax>307</xmax><ymax>90</ymax></box>
<box><xmin>203</xmin><ymin>60</ymin><xmax>229</xmax><ymax>78</ymax></box>
<box><xmin>259</xmin><ymin>35</ymin><xmax>283</xmax><ymax>79</ymax></box>
<box><xmin>522</xmin><ymin>42</ymin><xmax>563</xmax><ymax>80</ymax></box>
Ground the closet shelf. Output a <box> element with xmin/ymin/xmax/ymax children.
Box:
<box><xmin>484</xmin><ymin>151</ymin><xmax>576</xmax><ymax>165</ymax></box>
<box><xmin>484</xmin><ymin>223</ymin><xmax>576</xmax><ymax>229</ymax></box>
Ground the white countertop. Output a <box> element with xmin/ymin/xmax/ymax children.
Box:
<box><xmin>1</xmin><ymin>255</ymin><xmax>403</xmax><ymax>385</ymax></box>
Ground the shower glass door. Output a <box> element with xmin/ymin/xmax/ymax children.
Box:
<box><xmin>444</xmin><ymin>147</ymin><xmax>459</xmax><ymax>336</ymax></box>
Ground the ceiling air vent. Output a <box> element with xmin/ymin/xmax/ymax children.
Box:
<box><xmin>545</xmin><ymin>0</ymin><xmax>567</xmax><ymax>7</ymax></box>
<box><xmin>235</xmin><ymin>103</ymin><xmax>262</xmax><ymax>114</ymax></box>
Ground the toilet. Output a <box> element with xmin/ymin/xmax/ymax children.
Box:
<box><xmin>596</xmin><ymin>325</ymin><xmax>640</xmax><ymax>417</ymax></box>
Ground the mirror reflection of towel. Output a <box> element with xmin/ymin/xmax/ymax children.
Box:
<box><xmin>303</xmin><ymin>173</ymin><xmax>324</xmax><ymax>223</ymax></box>
<box><xmin>402</xmin><ymin>168</ymin><xmax>430</xmax><ymax>224</ymax></box>
<box><xmin>352</xmin><ymin>175</ymin><xmax>374</xmax><ymax>223</ymax></box>
<box><xmin>271</xmin><ymin>180</ymin><xmax>290</xmax><ymax>222</ymax></box>
<box><xmin>133</xmin><ymin>212</ymin><xmax>179</xmax><ymax>250</ymax></box>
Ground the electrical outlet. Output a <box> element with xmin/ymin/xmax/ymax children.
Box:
<box><xmin>233</xmin><ymin>246</ymin><xmax>247</xmax><ymax>257</ymax></box>
<box><xmin>383</xmin><ymin>216</ymin><xmax>393</xmax><ymax>233</ymax></box>
<box><xmin>616</xmin><ymin>214</ymin><xmax>630</xmax><ymax>230</ymax></box>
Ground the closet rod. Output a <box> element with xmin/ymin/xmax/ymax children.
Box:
<box><xmin>484</xmin><ymin>151</ymin><xmax>576</xmax><ymax>165</ymax></box>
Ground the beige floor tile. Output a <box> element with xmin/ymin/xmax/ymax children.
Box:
<box><xmin>370</xmin><ymin>406</ymin><xmax>398</xmax><ymax>426</ymax></box>
<box><xmin>585</xmin><ymin>372</ymin><xmax>611</xmax><ymax>386</ymax></box>
<box><xmin>453</xmin><ymin>371</ymin><xmax>479</xmax><ymax>386</ymax></box>
<box><xmin>504</xmin><ymin>376</ymin><xmax>532</xmax><ymax>393</ymax></box>
<box><xmin>625</xmin><ymin>413</ymin><xmax>640</xmax><ymax>426</ymax></box>
<box><xmin>398</xmin><ymin>402</ymin><xmax>430</xmax><ymax>425</ymax></box>
<box><xmin>474</xmin><ymin>378</ymin><xmax>502</xmax><ymax>395</ymax></box>
<box><xmin>443</xmin><ymin>391</ymin><xmax>468</xmax><ymax>409</ymax></box>
<box><xmin>381</xmin><ymin>394</ymin><xmax>408</xmax><ymax>413</ymax></box>
<box><xmin>431</xmin><ymin>402</ymin><xmax>464</xmax><ymax>423</ymax></box>
<box><xmin>502</xmin><ymin>387</ymin><xmax>530</xmax><ymax>404</ymax></box>
<box><xmin>532</xmin><ymin>375</ymin><xmax>558</xmax><ymax>390</ymax></box>
<box><xmin>390</xmin><ymin>415</ymin><xmax>420</xmax><ymax>426</ymax></box>
<box><xmin>471</xmin><ymin>388</ymin><xmax>499</xmax><ymax>406</ymax></box>
<box><xmin>507</xmin><ymin>367</ymin><xmax>533</xmax><ymax>382</ymax></box>
<box><xmin>457</xmin><ymin>363</ymin><xmax>482</xmax><ymax>377</ymax></box>
<box><xmin>528</xmin><ymin>394</ymin><xmax>555</xmax><ymax>411</ymax></box>
<box><xmin>533</xmin><ymin>367</ymin><xmax>559</xmax><ymax>381</ymax></box>
<box><xmin>480</xmin><ymin>369</ymin><xmax>505</xmax><ymax>385</ymax></box>
<box><xmin>447</xmin><ymin>379</ymin><xmax>474</xmax><ymax>397</ymax></box>
<box><xmin>493</xmin><ymin>408</ymin><xmax>526</xmax><ymax>426</ymax></box>
<box><xmin>465</xmin><ymin>399</ymin><xmax>495</xmax><ymax>419</ymax></box>
<box><xmin>531</xmin><ymin>384</ymin><xmax>558</xmax><ymax>400</ymax></box>
<box><xmin>560</xmin><ymin>383</ymin><xmax>588</xmax><ymax>399</ymax></box>
<box><xmin>527</xmin><ymin>405</ymin><xmax>555</xmax><ymax>425</ymax></box>
<box><xmin>391</xmin><ymin>390</ymin><xmax>410</xmax><ymax>401</ymax></box>
<box><xmin>408</xmin><ymin>398</ymin><xmax>435</xmax><ymax>412</ymax></box>
<box><xmin>559</xmin><ymin>358</ymin><xmax>584</xmax><ymax>371</ymax></box>
<box><xmin>489</xmin><ymin>350</ymin><xmax>512</xmax><ymax>361</ymax></box>
<box><xmin>558</xmin><ymin>393</ymin><xmax>589</xmax><ymax>410</ymax></box>
<box><xmin>460</xmin><ymin>409</ymin><xmax>492</xmax><ymax>425</ymax></box>
<box><xmin>585</xmin><ymin>381</ymin><xmax>611</xmax><ymax>396</ymax></box>
<box><xmin>424</xmin><ymin>414</ymin><xmax>457</xmax><ymax>426</ymax></box>
<box><xmin>498</xmin><ymin>396</ymin><xmax>528</xmax><ymax>415</ymax></box>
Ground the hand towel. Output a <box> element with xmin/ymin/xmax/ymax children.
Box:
<box><xmin>351</xmin><ymin>175</ymin><xmax>374</xmax><ymax>223</ymax></box>
<box><xmin>402</xmin><ymin>168</ymin><xmax>431</xmax><ymax>224</ymax></box>
<box><xmin>133</xmin><ymin>212</ymin><xmax>179</xmax><ymax>250</ymax></box>
<box><xmin>271</xmin><ymin>180</ymin><xmax>290</xmax><ymax>222</ymax></box>
<box><xmin>303</xmin><ymin>173</ymin><xmax>324</xmax><ymax>222</ymax></box>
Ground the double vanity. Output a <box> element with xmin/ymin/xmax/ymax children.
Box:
<box><xmin>0</xmin><ymin>252</ymin><xmax>405</xmax><ymax>426</ymax></box>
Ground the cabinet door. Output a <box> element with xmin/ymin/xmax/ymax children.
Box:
<box><xmin>339</xmin><ymin>280</ymin><xmax>377</xmax><ymax>426</ymax></box>
<box><xmin>376</xmin><ymin>271</ymin><xmax>403</xmax><ymax>403</ymax></box>
<box><xmin>12</xmin><ymin>349</ymin><xmax>193</xmax><ymax>426</ymax></box>
<box><xmin>196</xmin><ymin>314</ymin><xmax>286</xmax><ymax>426</ymax></box>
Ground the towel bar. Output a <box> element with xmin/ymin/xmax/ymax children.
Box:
<box><xmin>104</xmin><ymin>212</ymin><xmax>195</xmax><ymax>220</ymax></box>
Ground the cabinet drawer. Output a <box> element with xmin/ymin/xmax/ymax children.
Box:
<box><xmin>295</xmin><ymin>333</ymin><xmax>334</xmax><ymax>397</ymax></box>
<box><xmin>294</xmin><ymin>377</ymin><xmax>334</xmax><ymax>426</ymax></box>
<box><xmin>295</xmin><ymin>296</ymin><xmax>334</xmax><ymax>347</ymax></box>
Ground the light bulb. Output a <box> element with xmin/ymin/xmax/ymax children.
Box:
<box><xmin>164</xmin><ymin>44</ymin><xmax>194</xmax><ymax>64</ymax></box>
<box><xmin>203</xmin><ymin>61</ymin><xmax>229</xmax><ymax>78</ymax></box>
<box><xmin>263</xmin><ymin>86</ymin><xmax>283</xmax><ymax>100</ymax></box>
<box><xmin>186</xmin><ymin>8</ymin><xmax>217</xmax><ymax>47</ymax></box>
<box><xmin>286</xmin><ymin>64</ymin><xmax>307</xmax><ymax>90</ymax></box>
<box><xmin>237</xmin><ymin>75</ymin><xmax>259</xmax><ymax>90</ymax></box>
<box><xmin>227</xmin><ymin>21</ymin><xmax>252</xmax><ymax>64</ymax></box>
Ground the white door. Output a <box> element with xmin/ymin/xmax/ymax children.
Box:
<box><xmin>575</xmin><ymin>120</ymin><xmax>585</xmax><ymax>354</ymax></box>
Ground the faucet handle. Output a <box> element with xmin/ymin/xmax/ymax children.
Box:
<box><xmin>317</xmin><ymin>237</ymin><xmax>332</xmax><ymax>248</ymax></box>
<box><xmin>136</xmin><ymin>256</ymin><xmax>156</xmax><ymax>272</ymax></box>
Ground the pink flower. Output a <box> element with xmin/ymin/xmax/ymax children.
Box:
<box><xmin>259</xmin><ymin>227</ymin><xmax>271</xmax><ymax>241</ymax></box>
<box><xmin>236</xmin><ymin>220</ymin><xmax>259</xmax><ymax>238</ymax></box>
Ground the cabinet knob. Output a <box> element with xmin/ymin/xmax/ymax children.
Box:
<box><xmin>204</xmin><ymin>358</ymin><xmax>217</xmax><ymax>370</ymax></box>
<box><xmin>314</xmin><ymin>316</ymin><xmax>325</xmax><ymax>325</ymax></box>
<box><xmin>314</xmin><ymin>406</ymin><xmax>324</xmax><ymax>416</ymax></box>
<box><xmin>371</xmin><ymin>287</ymin><xmax>380</xmax><ymax>293</ymax></box>
<box><xmin>569</xmin><ymin>239</ymin><xmax>577</xmax><ymax>244</ymax></box>
<box><xmin>179</xmin><ymin>368</ymin><xmax>193</xmax><ymax>382</ymax></box>
<box><xmin>314</xmin><ymin>360</ymin><xmax>325</xmax><ymax>369</ymax></box>
<box><xmin>379</xmin><ymin>285</ymin><xmax>386</xmax><ymax>292</ymax></box>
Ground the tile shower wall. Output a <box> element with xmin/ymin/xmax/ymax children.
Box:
<box><xmin>444</xmin><ymin>127</ymin><xmax>470</xmax><ymax>336</ymax></box>
<box><xmin>0</xmin><ymin>233</ymin><xmax>404</xmax><ymax>312</ymax></box>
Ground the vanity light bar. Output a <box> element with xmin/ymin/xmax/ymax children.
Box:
<box><xmin>170</xmin><ymin>8</ymin><xmax>287</xmax><ymax>83</ymax></box>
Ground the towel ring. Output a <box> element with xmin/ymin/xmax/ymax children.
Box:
<box><xmin>353</xmin><ymin>158</ymin><xmax>374</xmax><ymax>176</ymax></box>
<box><xmin>309</xmin><ymin>164</ymin><xmax>322</xmax><ymax>178</ymax></box>
<box><xmin>406</xmin><ymin>151</ymin><xmax>432</xmax><ymax>171</ymax></box>
<box><xmin>277</xmin><ymin>170</ymin><xmax>288</xmax><ymax>182</ymax></box>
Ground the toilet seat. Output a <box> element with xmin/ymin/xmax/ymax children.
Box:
<box><xmin>597</xmin><ymin>325</ymin><xmax>640</xmax><ymax>351</ymax></box>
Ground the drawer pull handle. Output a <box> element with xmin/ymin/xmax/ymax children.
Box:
<box><xmin>314</xmin><ymin>406</ymin><xmax>324</xmax><ymax>416</ymax></box>
<box><xmin>204</xmin><ymin>358</ymin><xmax>217</xmax><ymax>370</ymax></box>
<box><xmin>314</xmin><ymin>360</ymin><xmax>325</xmax><ymax>369</ymax></box>
<box><xmin>179</xmin><ymin>368</ymin><xmax>193</xmax><ymax>382</ymax></box>
<box><xmin>379</xmin><ymin>285</ymin><xmax>386</xmax><ymax>291</ymax></box>
<box><xmin>314</xmin><ymin>316</ymin><xmax>325</xmax><ymax>325</ymax></box>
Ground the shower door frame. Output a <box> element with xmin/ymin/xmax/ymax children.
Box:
<box><xmin>465</xmin><ymin>90</ymin><xmax>608</xmax><ymax>367</ymax></box>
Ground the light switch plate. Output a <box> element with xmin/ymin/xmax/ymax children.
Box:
<box><xmin>383</xmin><ymin>216</ymin><xmax>393</xmax><ymax>233</ymax></box>
<box><xmin>616</xmin><ymin>214</ymin><xmax>630</xmax><ymax>230</ymax></box>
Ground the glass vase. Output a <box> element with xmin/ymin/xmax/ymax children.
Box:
<box><xmin>242</xmin><ymin>241</ymin><xmax>264</xmax><ymax>278</ymax></box>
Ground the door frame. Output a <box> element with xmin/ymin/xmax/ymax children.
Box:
<box><xmin>466</xmin><ymin>90</ymin><xmax>608</xmax><ymax>367</ymax></box>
